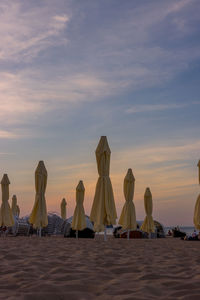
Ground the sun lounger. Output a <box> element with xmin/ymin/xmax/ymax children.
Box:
<box><xmin>43</xmin><ymin>213</ymin><xmax>64</xmax><ymax>236</ymax></box>
<box><xmin>12</xmin><ymin>221</ymin><xmax>30</xmax><ymax>236</ymax></box>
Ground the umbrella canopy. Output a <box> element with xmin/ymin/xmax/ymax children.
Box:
<box><xmin>29</xmin><ymin>161</ymin><xmax>48</xmax><ymax>228</ymax></box>
<box><xmin>71</xmin><ymin>181</ymin><xmax>86</xmax><ymax>230</ymax></box>
<box><xmin>11</xmin><ymin>195</ymin><xmax>18</xmax><ymax>216</ymax></box>
<box><xmin>16</xmin><ymin>205</ymin><xmax>20</xmax><ymax>217</ymax></box>
<box><xmin>194</xmin><ymin>195</ymin><xmax>200</xmax><ymax>229</ymax></box>
<box><xmin>140</xmin><ymin>187</ymin><xmax>155</xmax><ymax>233</ymax></box>
<box><xmin>61</xmin><ymin>198</ymin><xmax>67</xmax><ymax>220</ymax></box>
<box><xmin>0</xmin><ymin>174</ymin><xmax>14</xmax><ymax>227</ymax></box>
<box><xmin>119</xmin><ymin>168</ymin><xmax>137</xmax><ymax>230</ymax></box>
<box><xmin>90</xmin><ymin>136</ymin><xmax>117</xmax><ymax>232</ymax></box>
<box><xmin>193</xmin><ymin>160</ymin><xmax>200</xmax><ymax>229</ymax></box>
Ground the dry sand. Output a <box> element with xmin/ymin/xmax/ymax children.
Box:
<box><xmin>0</xmin><ymin>235</ymin><xmax>200</xmax><ymax>300</ymax></box>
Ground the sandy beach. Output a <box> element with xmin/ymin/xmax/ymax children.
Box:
<box><xmin>0</xmin><ymin>236</ymin><xmax>200</xmax><ymax>300</ymax></box>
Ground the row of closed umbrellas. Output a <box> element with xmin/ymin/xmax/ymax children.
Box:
<box><xmin>0</xmin><ymin>136</ymin><xmax>154</xmax><ymax>237</ymax></box>
<box><xmin>0</xmin><ymin>136</ymin><xmax>199</xmax><ymax>236</ymax></box>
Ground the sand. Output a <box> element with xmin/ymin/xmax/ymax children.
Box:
<box><xmin>0</xmin><ymin>236</ymin><xmax>200</xmax><ymax>300</ymax></box>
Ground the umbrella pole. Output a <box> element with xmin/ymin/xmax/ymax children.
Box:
<box><xmin>76</xmin><ymin>230</ymin><xmax>78</xmax><ymax>239</ymax></box>
<box><xmin>104</xmin><ymin>226</ymin><xmax>107</xmax><ymax>241</ymax></box>
<box><xmin>127</xmin><ymin>230</ymin><xmax>130</xmax><ymax>240</ymax></box>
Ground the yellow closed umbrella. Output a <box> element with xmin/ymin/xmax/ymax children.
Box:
<box><xmin>0</xmin><ymin>174</ymin><xmax>14</xmax><ymax>227</ymax></box>
<box><xmin>119</xmin><ymin>168</ymin><xmax>137</xmax><ymax>238</ymax></box>
<box><xmin>194</xmin><ymin>195</ymin><xmax>200</xmax><ymax>229</ymax></box>
<box><xmin>72</xmin><ymin>180</ymin><xmax>86</xmax><ymax>237</ymax></box>
<box><xmin>61</xmin><ymin>198</ymin><xmax>67</xmax><ymax>220</ymax></box>
<box><xmin>193</xmin><ymin>160</ymin><xmax>200</xmax><ymax>229</ymax></box>
<box><xmin>11</xmin><ymin>195</ymin><xmax>18</xmax><ymax>216</ymax></box>
<box><xmin>29</xmin><ymin>161</ymin><xmax>48</xmax><ymax>235</ymax></box>
<box><xmin>90</xmin><ymin>136</ymin><xmax>117</xmax><ymax>239</ymax></box>
<box><xmin>140</xmin><ymin>187</ymin><xmax>155</xmax><ymax>236</ymax></box>
<box><xmin>16</xmin><ymin>205</ymin><xmax>20</xmax><ymax>217</ymax></box>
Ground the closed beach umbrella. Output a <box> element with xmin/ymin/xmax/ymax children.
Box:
<box><xmin>193</xmin><ymin>160</ymin><xmax>200</xmax><ymax>229</ymax></box>
<box><xmin>29</xmin><ymin>161</ymin><xmax>48</xmax><ymax>231</ymax></box>
<box><xmin>61</xmin><ymin>198</ymin><xmax>67</xmax><ymax>220</ymax></box>
<box><xmin>0</xmin><ymin>174</ymin><xmax>14</xmax><ymax>227</ymax></box>
<box><xmin>11</xmin><ymin>195</ymin><xmax>18</xmax><ymax>216</ymax></box>
<box><xmin>90</xmin><ymin>136</ymin><xmax>117</xmax><ymax>237</ymax></box>
<box><xmin>194</xmin><ymin>195</ymin><xmax>200</xmax><ymax>229</ymax></box>
<box><xmin>72</xmin><ymin>181</ymin><xmax>86</xmax><ymax>234</ymax></box>
<box><xmin>16</xmin><ymin>205</ymin><xmax>20</xmax><ymax>217</ymax></box>
<box><xmin>119</xmin><ymin>169</ymin><xmax>137</xmax><ymax>237</ymax></box>
<box><xmin>140</xmin><ymin>187</ymin><xmax>155</xmax><ymax>234</ymax></box>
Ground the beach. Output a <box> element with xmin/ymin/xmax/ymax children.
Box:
<box><xmin>0</xmin><ymin>236</ymin><xmax>200</xmax><ymax>300</ymax></box>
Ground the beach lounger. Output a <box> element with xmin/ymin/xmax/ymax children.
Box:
<box><xmin>43</xmin><ymin>213</ymin><xmax>64</xmax><ymax>236</ymax></box>
<box><xmin>12</xmin><ymin>222</ymin><xmax>30</xmax><ymax>236</ymax></box>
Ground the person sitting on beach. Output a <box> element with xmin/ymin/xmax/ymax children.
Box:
<box><xmin>168</xmin><ymin>230</ymin><xmax>172</xmax><ymax>236</ymax></box>
<box><xmin>183</xmin><ymin>231</ymin><xmax>200</xmax><ymax>241</ymax></box>
<box><xmin>186</xmin><ymin>230</ymin><xmax>198</xmax><ymax>240</ymax></box>
<box><xmin>192</xmin><ymin>230</ymin><xmax>197</xmax><ymax>238</ymax></box>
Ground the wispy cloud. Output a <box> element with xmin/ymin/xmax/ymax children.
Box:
<box><xmin>114</xmin><ymin>139</ymin><xmax>200</xmax><ymax>166</ymax></box>
<box><xmin>0</xmin><ymin>130</ymin><xmax>18</xmax><ymax>139</ymax></box>
<box><xmin>0</xmin><ymin>2</ymin><xmax>69</xmax><ymax>62</ymax></box>
<box><xmin>0</xmin><ymin>152</ymin><xmax>15</xmax><ymax>155</ymax></box>
<box><xmin>0</xmin><ymin>69</ymin><xmax>112</xmax><ymax>127</ymax></box>
<box><xmin>125</xmin><ymin>102</ymin><xmax>200</xmax><ymax>114</ymax></box>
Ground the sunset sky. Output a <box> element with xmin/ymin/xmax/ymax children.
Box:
<box><xmin>0</xmin><ymin>0</ymin><xmax>200</xmax><ymax>226</ymax></box>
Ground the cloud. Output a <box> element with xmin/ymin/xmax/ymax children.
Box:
<box><xmin>108</xmin><ymin>139</ymin><xmax>199</xmax><ymax>203</ymax></box>
<box><xmin>28</xmin><ymin>72</ymin><xmax>111</xmax><ymax>103</ymax></box>
<box><xmin>0</xmin><ymin>2</ymin><xmax>70</xmax><ymax>62</ymax></box>
<box><xmin>57</xmin><ymin>162</ymin><xmax>93</xmax><ymax>172</ymax></box>
<box><xmin>0</xmin><ymin>71</ymin><xmax>42</xmax><ymax>125</ymax></box>
<box><xmin>114</xmin><ymin>140</ymin><xmax>200</xmax><ymax>166</ymax></box>
<box><xmin>82</xmin><ymin>0</ymin><xmax>200</xmax><ymax>90</ymax></box>
<box><xmin>0</xmin><ymin>0</ymin><xmax>200</xmax><ymax>129</ymax></box>
<box><xmin>0</xmin><ymin>130</ymin><xmax>18</xmax><ymax>139</ymax></box>
<box><xmin>0</xmin><ymin>68</ymin><xmax>112</xmax><ymax>127</ymax></box>
<box><xmin>125</xmin><ymin>102</ymin><xmax>200</xmax><ymax>114</ymax></box>
<box><xmin>53</xmin><ymin>15</ymin><xmax>69</xmax><ymax>24</ymax></box>
<box><xmin>167</xmin><ymin>0</ymin><xmax>193</xmax><ymax>14</ymax></box>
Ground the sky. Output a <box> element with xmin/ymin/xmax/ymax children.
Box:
<box><xmin>0</xmin><ymin>0</ymin><xmax>200</xmax><ymax>226</ymax></box>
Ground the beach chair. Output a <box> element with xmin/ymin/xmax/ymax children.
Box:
<box><xmin>43</xmin><ymin>213</ymin><xmax>64</xmax><ymax>236</ymax></box>
<box><xmin>17</xmin><ymin>222</ymin><xmax>30</xmax><ymax>236</ymax></box>
<box><xmin>63</xmin><ymin>221</ymin><xmax>71</xmax><ymax>237</ymax></box>
<box><xmin>54</xmin><ymin>217</ymin><xmax>64</xmax><ymax>234</ymax></box>
<box><xmin>44</xmin><ymin>215</ymin><xmax>55</xmax><ymax>236</ymax></box>
<box><xmin>12</xmin><ymin>220</ymin><xmax>30</xmax><ymax>236</ymax></box>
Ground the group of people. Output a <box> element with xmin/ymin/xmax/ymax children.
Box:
<box><xmin>167</xmin><ymin>226</ymin><xmax>181</xmax><ymax>236</ymax></box>
<box><xmin>167</xmin><ymin>227</ymin><xmax>200</xmax><ymax>241</ymax></box>
<box><xmin>184</xmin><ymin>230</ymin><xmax>200</xmax><ymax>241</ymax></box>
